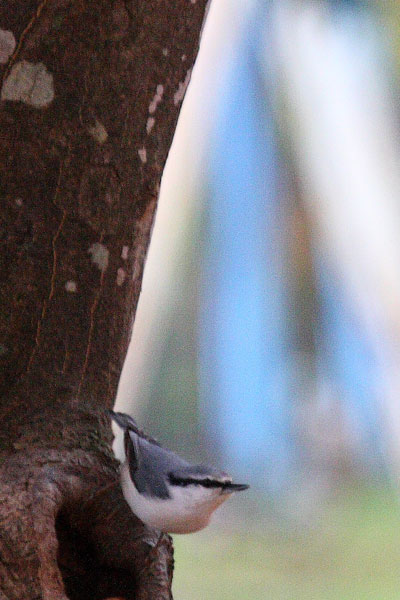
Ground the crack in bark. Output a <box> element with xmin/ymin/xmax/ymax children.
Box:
<box><xmin>77</xmin><ymin>233</ymin><xmax>106</xmax><ymax>399</ymax></box>
<box><xmin>25</xmin><ymin>144</ymin><xmax>71</xmax><ymax>376</ymax></box>
<box><xmin>26</xmin><ymin>209</ymin><xmax>67</xmax><ymax>374</ymax></box>
<box><xmin>61</xmin><ymin>336</ymin><xmax>70</xmax><ymax>374</ymax></box>
<box><xmin>49</xmin><ymin>210</ymin><xmax>67</xmax><ymax>303</ymax></box>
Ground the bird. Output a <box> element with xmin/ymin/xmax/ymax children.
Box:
<box><xmin>108</xmin><ymin>410</ymin><xmax>249</xmax><ymax>534</ymax></box>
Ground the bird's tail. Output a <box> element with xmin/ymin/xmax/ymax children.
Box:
<box><xmin>107</xmin><ymin>410</ymin><xmax>161</xmax><ymax>446</ymax></box>
<box><xmin>107</xmin><ymin>409</ymin><xmax>138</xmax><ymax>431</ymax></box>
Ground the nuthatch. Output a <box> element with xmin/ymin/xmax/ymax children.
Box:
<box><xmin>109</xmin><ymin>410</ymin><xmax>249</xmax><ymax>534</ymax></box>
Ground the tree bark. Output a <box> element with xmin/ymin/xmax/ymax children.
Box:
<box><xmin>0</xmin><ymin>1</ymin><xmax>208</xmax><ymax>598</ymax></box>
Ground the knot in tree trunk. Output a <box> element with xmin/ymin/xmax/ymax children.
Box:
<box><xmin>0</xmin><ymin>448</ymin><xmax>173</xmax><ymax>600</ymax></box>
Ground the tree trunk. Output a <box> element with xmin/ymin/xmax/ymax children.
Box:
<box><xmin>0</xmin><ymin>1</ymin><xmax>208</xmax><ymax>598</ymax></box>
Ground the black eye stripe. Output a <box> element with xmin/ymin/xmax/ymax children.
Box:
<box><xmin>169</xmin><ymin>474</ymin><xmax>228</xmax><ymax>488</ymax></box>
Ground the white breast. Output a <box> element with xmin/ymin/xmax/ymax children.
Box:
<box><xmin>120</xmin><ymin>462</ymin><xmax>229</xmax><ymax>533</ymax></box>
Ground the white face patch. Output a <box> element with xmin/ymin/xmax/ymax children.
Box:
<box><xmin>120</xmin><ymin>463</ymin><xmax>229</xmax><ymax>534</ymax></box>
<box><xmin>1</xmin><ymin>60</ymin><xmax>54</xmax><ymax>108</ymax></box>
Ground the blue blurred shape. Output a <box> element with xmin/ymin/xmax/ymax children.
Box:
<box><xmin>199</xmin><ymin>4</ymin><xmax>294</xmax><ymax>493</ymax></box>
<box><xmin>317</xmin><ymin>259</ymin><xmax>386</xmax><ymax>474</ymax></box>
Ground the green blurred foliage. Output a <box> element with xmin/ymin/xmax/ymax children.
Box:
<box><xmin>173</xmin><ymin>487</ymin><xmax>400</xmax><ymax>600</ymax></box>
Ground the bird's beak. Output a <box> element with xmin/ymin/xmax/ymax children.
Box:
<box><xmin>221</xmin><ymin>483</ymin><xmax>250</xmax><ymax>494</ymax></box>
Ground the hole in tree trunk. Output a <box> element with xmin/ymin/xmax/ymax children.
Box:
<box><xmin>56</xmin><ymin>511</ymin><xmax>135</xmax><ymax>600</ymax></box>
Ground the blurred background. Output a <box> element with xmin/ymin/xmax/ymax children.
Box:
<box><xmin>115</xmin><ymin>1</ymin><xmax>400</xmax><ymax>597</ymax></box>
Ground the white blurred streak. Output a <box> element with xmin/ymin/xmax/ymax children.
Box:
<box><xmin>114</xmin><ymin>0</ymin><xmax>254</xmax><ymax>444</ymax></box>
<box><xmin>271</xmin><ymin>1</ymin><xmax>400</xmax><ymax>474</ymax></box>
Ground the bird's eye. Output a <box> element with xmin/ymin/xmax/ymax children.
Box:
<box><xmin>169</xmin><ymin>474</ymin><xmax>189</xmax><ymax>486</ymax></box>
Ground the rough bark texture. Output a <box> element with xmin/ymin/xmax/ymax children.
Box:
<box><xmin>0</xmin><ymin>1</ymin><xmax>208</xmax><ymax>598</ymax></box>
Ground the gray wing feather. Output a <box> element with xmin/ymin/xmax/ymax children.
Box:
<box><xmin>127</xmin><ymin>433</ymin><xmax>188</xmax><ymax>499</ymax></box>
